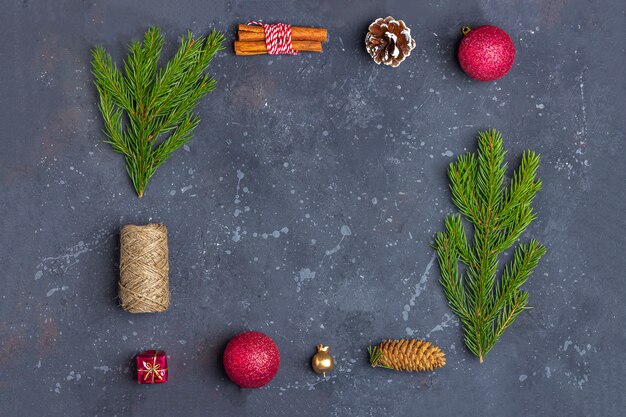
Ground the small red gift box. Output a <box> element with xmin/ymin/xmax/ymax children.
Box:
<box><xmin>136</xmin><ymin>350</ymin><xmax>168</xmax><ymax>384</ymax></box>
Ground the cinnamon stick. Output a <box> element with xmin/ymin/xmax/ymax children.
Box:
<box><xmin>234</xmin><ymin>40</ymin><xmax>323</xmax><ymax>56</ymax></box>
<box><xmin>238</xmin><ymin>24</ymin><xmax>328</xmax><ymax>42</ymax></box>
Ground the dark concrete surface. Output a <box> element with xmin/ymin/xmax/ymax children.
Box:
<box><xmin>1</xmin><ymin>1</ymin><xmax>625</xmax><ymax>416</ymax></box>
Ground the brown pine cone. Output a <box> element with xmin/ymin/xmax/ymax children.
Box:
<box><xmin>365</xmin><ymin>16</ymin><xmax>416</xmax><ymax>67</ymax></box>
<box><xmin>369</xmin><ymin>338</ymin><xmax>446</xmax><ymax>372</ymax></box>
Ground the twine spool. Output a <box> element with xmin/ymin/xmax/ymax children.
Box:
<box><xmin>119</xmin><ymin>224</ymin><xmax>170</xmax><ymax>313</ymax></box>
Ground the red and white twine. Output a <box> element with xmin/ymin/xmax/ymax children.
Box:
<box><xmin>248</xmin><ymin>21</ymin><xmax>299</xmax><ymax>55</ymax></box>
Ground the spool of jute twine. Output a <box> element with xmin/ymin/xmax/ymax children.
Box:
<box><xmin>119</xmin><ymin>224</ymin><xmax>170</xmax><ymax>313</ymax></box>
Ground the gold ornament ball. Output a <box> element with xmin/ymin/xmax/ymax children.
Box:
<box><xmin>311</xmin><ymin>344</ymin><xmax>334</xmax><ymax>377</ymax></box>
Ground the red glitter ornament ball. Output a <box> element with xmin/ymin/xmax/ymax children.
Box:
<box><xmin>458</xmin><ymin>25</ymin><xmax>516</xmax><ymax>81</ymax></box>
<box><xmin>223</xmin><ymin>331</ymin><xmax>280</xmax><ymax>388</ymax></box>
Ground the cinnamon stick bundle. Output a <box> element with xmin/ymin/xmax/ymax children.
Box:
<box><xmin>234</xmin><ymin>40</ymin><xmax>323</xmax><ymax>56</ymax></box>
<box><xmin>235</xmin><ymin>24</ymin><xmax>328</xmax><ymax>56</ymax></box>
<box><xmin>238</xmin><ymin>24</ymin><xmax>327</xmax><ymax>42</ymax></box>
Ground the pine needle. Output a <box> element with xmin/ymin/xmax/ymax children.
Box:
<box><xmin>434</xmin><ymin>129</ymin><xmax>546</xmax><ymax>362</ymax></box>
<box><xmin>368</xmin><ymin>346</ymin><xmax>392</xmax><ymax>369</ymax></box>
<box><xmin>91</xmin><ymin>27</ymin><xmax>225</xmax><ymax>197</ymax></box>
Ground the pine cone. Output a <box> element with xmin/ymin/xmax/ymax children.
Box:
<box><xmin>365</xmin><ymin>16</ymin><xmax>416</xmax><ymax>67</ymax></box>
<box><xmin>369</xmin><ymin>339</ymin><xmax>446</xmax><ymax>372</ymax></box>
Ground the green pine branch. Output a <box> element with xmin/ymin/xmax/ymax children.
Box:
<box><xmin>91</xmin><ymin>27</ymin><xmax>224</xmax><ymax>197</ymax></box>
<box><xmin>434</xmin><ymin>129</ymin><xmax>546</xmax><ymax>362</ymax></box>
<box><xmin>367</xmin><ymin>346</ymin><xmax>392</xmax><ymax>369</ymax></box>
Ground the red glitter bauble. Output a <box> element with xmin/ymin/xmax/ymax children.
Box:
<box><xmin>458</xmin><ymin>25</ymin><xmax>516</xmax><ymax>81</ymax></box>
<box><xmin>223</xmin><ymin>331</ymin><xmax>280</xmax><ymax>388</ymax></box>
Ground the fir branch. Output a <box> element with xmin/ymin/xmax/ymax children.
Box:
<box><xmin>434</xmin><ymin>129</ymin><xmax>546</xmax><ymax>362</ymax></box>
<box><xmin>91</xmin><ymin>27</ymin><xmax>224</xmax><ymax>197</ymax></box>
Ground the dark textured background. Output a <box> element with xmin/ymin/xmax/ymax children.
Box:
<box><xmin>1</xmin><ymin>1</ymin><xmax>625</xmax><ymax>416</ymax></box>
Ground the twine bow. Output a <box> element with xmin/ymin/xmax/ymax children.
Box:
<box><xmin>139</xmin><ymin>353</ymin><xmax>167</xmax><ymax>383</ymax></box>
<box><xmin>248</xmin><ymin>21</ymin><xmax>299</xmax><ymax>55</ymax></box>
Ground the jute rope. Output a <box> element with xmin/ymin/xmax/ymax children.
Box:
<box><xmin>119</xmin><ymin>224</ymin><xmax>170</xmax><ymax>313</ymax></box>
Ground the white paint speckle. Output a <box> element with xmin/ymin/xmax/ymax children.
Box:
<box><xmin>232</xmin><ymin>227</ymin><xmax>242</xmax><ymax>242</ymax></box>
<box><xmin>295</xmin><ymin>268</ymin><xmax>316</xmax><ymax>292</ymax></box>
<box><xmin>46</xmin><ymin>288</ymin><xmax>60</xmax><ymax>297</ymax></box>
<box><xmin>403</xmin><ymin>254</ymin><xmax>436</xmax><ymax>321</ymax></box>
<box><xmin>545</xmin><ymin>367</ymin><xmax>552</xmax><ymax>378</ymax></box>
<box><xmin>425</xmin><ymin>313</ymin><xmax>457</xmax><ymax>338</ymax></box>
<box><xmin>562</xmin><ymin>339</ymin><xmax>573</xmax><ymax>351</ymax></box>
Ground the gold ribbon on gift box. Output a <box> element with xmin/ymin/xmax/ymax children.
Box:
<box><xmin>138</xmin><ymin>353</ymin><xmax>167</xmax><ymax>383</ymax></box>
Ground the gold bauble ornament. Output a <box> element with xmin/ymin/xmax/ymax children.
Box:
<box><xmin>311</xmin><ymin>344</ymin><xmax>334</xmax><ymax>377</ymax></box>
